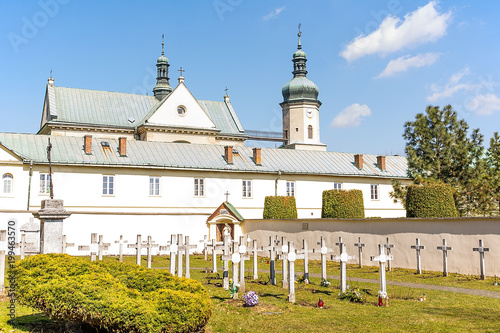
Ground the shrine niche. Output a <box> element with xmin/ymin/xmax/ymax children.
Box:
<box><xmin>207</xmin><ymin>202</ymin><xmax>244</xmax><ymax>242</ymax></box>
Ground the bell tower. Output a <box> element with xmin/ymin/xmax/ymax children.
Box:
<box><xmin>280</xmin><ymin>25</ymin><xmax>326</xmax><ymax>151</ymax></box>
<box><xmin>153</xmin><ymin>34</ymin><xmax>173</xmax><ymax>101</ymax></box>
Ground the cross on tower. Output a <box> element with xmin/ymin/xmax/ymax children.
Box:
<box><xmin>224</xmin><ymin>87</ymin><xmax>228</xmax><ymax>95</ymax></box>
<box><xmin>178</xmin><ymin>67</ymin><xmax>185</xmax><ymax>76</ymax></box>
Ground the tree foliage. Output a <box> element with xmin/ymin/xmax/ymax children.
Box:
<box><xmin>398</xmin><ymin>105</ymin><xmax>498</xmax><ymax>216</ymax></box>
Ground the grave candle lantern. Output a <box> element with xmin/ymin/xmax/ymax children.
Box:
<box><xmin>318</xmin><ymin>297</ymin><xmax>324</xmax><ymax>308</ymax></box>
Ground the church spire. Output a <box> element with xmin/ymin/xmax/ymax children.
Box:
<box><xmin>292</xmin><ymin>24</ymin><xmax>308</xmax><ymax>77</ymax></box>
<box><xmin>153</xmin><ymin>34</ymin><xmax>173</xmax><ymax>101</ymax></box>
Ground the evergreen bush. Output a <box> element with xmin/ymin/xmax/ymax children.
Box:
<box><xmin>321</xmin><ymin>189</ymin><xmax>365</xmax><ymax>218</ymax></box>
<box><xmin>15</xmin><ymin>254</ymin><xmax>212</xmax><ymax>333</ymax></box>
<box><xmin>263</xmin><ymin>196</ymin><xmax>298</xmax><ymax>219</ymax></box>
<box><xmin>406</xmin><ymin>183</ymin><xmax>458</xmax><ymax>217</ymax></box>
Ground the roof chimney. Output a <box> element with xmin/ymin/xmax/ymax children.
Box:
<box><xmin>377</xmin><ymin>155</ymin><xmax>386</xmax><ymax>171</ymax></box>
<box><xmin>224</xmin><ymin>146</ymin><xmax>233</xmax><ymax>164</ymax></box>
<box><xmin>354</xmin><ymin>154</ymin><xmax>363</xmax><ymax>169</ymax></box>
<box><xmin>118</xmin><ymin>137</ymin><xmax>127</xmax><ymax>156</ymax></box>
<box><xmin>84</xmin><ymin>135</ymin><xmax>92</xmax><ymax>154</ymax></box>
<box><xmin>253</xmin><ymin>147</ymin><xmax>262</xmax><ymax>165</ymax></box>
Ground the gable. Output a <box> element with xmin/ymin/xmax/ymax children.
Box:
<box><xmin>0</xmin><ymin>145</ymin><xmax>22</xmax><ymax>162</ymax></box>
<box><xmin>207</xmin><ymin>202</ymin><xmax>244</xmax><ymax>222</ymax></box>
<box><xmin>146</xmin><ymin>83</ymin><xmax>216</xmax><ymax>130</ymax></box>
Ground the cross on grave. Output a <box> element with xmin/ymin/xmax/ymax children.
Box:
<box><xmin>296</xmin><ymin>239</ymin><xmax>314</xmax><ymax>284</ymax></box>
<box><xmin>78</xmin><ymin>233</ymin><xmax>98</xmax><ymax>261</ymax></box>
<box><xmin>277</xmin><ymin>236</ymin><xmax>289</xmax><ymax>289</ymax></box>
<box><xmin>176</xmin><ymin>234</ymin><xmax>184</xmax><ymax>278</ymax></box>
<box><xmin>127</xmin><ymin>234</ymin><xmax>146</xmax><ymax>266</ymax></box>
<box><xmin>436</xmin><ymin>239</ymin><xmax>452</xmax><ymax>277</ymax></box>
<box><xmin>0</xmin><ymin>230</ymin><xmax>7</xmax><ymax>295</ymax></box>
<box><xmin>260</xmin><ymin>236</ymin><xmax>279</xmax><ymax>285</ymax></box>
<box><xmin>315</xmin><ymin>236</ymin><xmax>333</xmax><ymax>281</ymax></box>
<box><xmin>230</xmin><ymin>240</ymin><xmax>241</xmax><ymax>298</ymax></box>
<box><xmin>221</xmin><ymin>234</ymin><xmax>232</xmax><ymax>289</ymax></box>
<box><xmin>199</xmin><ymin>235</ymin><xmax>209</xmax><ymax>261</ymax></box>
<box><xmin>354</xmin><ymin>237</ymin><xmax>366</xmax><ymax>268</ymax></box>
<box><xmin>62</xmin><ymin>235</ymin><xmax>75</xmax><ymax>254</ymax></box>
<box><xmin>473</xmin><ymin>239</ymin><xmax>490</xmax><ymax>280</ymax></box>
<box><xmin>238</xmin><ymin>236</ymin><xmax>250</xmax><ymax>293</ymax></box>
<box><xmin>371</xmin><ymin>244</ymin><xmax>393</xmax><ymax>300</ymax></box>
<box><xmin>114</xmin><ymin>235</ymin><xmax>128</xmax><ymax>262</ymax></box>
<box><xmin>384</xmin><ymin>237</ymin><xmax>395</xmax><ymax>271</ymax></box>
<box><xmin>332</xmin><ymin>243</ymin><xmax>356</xmax><ymax>293</ymax></box>
<box><xmin>144</xmin><ymin>236</ymin><xmax>159</xmax><ymax>269</ymax></box>
<box><xmin>15</xmin><ymin>234</ymin><xmax>34</xmax><ymax>260</ymax></box>
<box><xmin>206</xmin><ymin>238</ymin><xmax>223</xmax><ymax>273</ymax></box>
<box><xmin>97</xmin><ymin>235</ymin><xmax>111</xmax><ymax>261</ymax></box>
<box><xmin>181</xmin><ymin>236</ymin><xmax>198</xmax><ymax>278</ymax></box>
<box><xmin>411</xmin><ymin>238</ymin><xmax>425</xmax><ymax>274</ymax></box>
<box><xmin>248</xmin><ymin>237</ymin><xmax>259</xmax><ymax>280</ymax></box>
<box><xmin>287</xmin><ymin>241</ymin><xmax>297</xmax><ymax>303</ymax></box>
<box><xmin>159</xmin><ymin>234</ymin><xmax>178</xmax><ymax>275</ymax></box>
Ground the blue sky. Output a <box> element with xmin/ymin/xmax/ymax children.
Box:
<box><xmin>1</xmin><ymin>0</ymin><xmax>499</xmax><ymax>155</ymax></box>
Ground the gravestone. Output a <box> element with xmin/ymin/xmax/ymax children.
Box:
<box><xmin>231</xmin><ymin>241</ymin><xmax>240</xmax><ymax>298</ymax></box>
<box><xmin>15</xmin><ymin>234</ymin><xmax>34</xmax><ymax>260</ymax></box>
<box><xmin>114</xmin><ymin>235</ymin><xmax>128</xmax><ymax>262</ymax></box>
<box><xmin>473</xmin><ymin>239</ymin><xmax>490</xmax><ymax>280</ymax></box>
<box><xmin>384</xmin><ymin>237</ymin><xmax>395</xmax><ymax>271</ymax></box>
<box><xmin>127</xmin><ymin>234</ymin><xmax>145</xmax><ymax>266</ymax></box>
<box><xmin>332</xmin><ymin>242</ymin><xmax>355</xmax><ymax>293</ymax></box>
<box><xmin>199</xmin><ymin>235</ymin><xmax>209</xmax><ymax>261</ymax></box>
<box><xmin>287</xmin><ymin>241</ymin><xmax>297</xmax><ymax>303</ymax></box>
<box><xmin>182</xmin><ymin>236</ymin><xmax>198</xmax><ymax>278</ymax></box>
<box><xmin>221</xmin><ymin>234</ymin><xmax>232</xmax><ymax>289</ymax></box>
<box><xmin>97</xmin><ymin>235</ymin><xmax>110</xmax><ymax>261</ymax></box>
<box><xmin>145</xmin><ymin>236</ymin><xmax>159</xmax><ymax>269</ymax></box>
<box><xmin>62</xmin><ymin>235</ymin><xmax>74</xmax><ymax>254</ymax></box>
<box><xmin>20</xmin><ymin>218</ymin><xmax>40</xmax><ymax>255</ymax></box>
<box><xmin>238</xmin><ymin>236</ymin><xmax>250</xmax><ymax>293</ymax></box>
<box><xmin>411</xmin><ymin>238</ymin><xmax>425</xmax><ymax>274</ymax></box>
<box><xmin>354</xmin><ymin>237</ymin><xmax>366</xmax><ymax>268</ymax></box>
<box><xmin>297</xmin><ymin>239</ymin><xmax>314</xmax><ymax>283</ymax></box>
<box><xmin>371</xmin><ymin>244</ymin><xmax>393</xmax><ymax>302</ymax></box>
<box><xmin>176</xmin><ymin>234</ymin><xmax>184</xmax><ymax>278</ymax></box>
<box><xmin>436</xmin><ymin>239</ymin><xmax>452</xmax><ymax>277</ymax></box>
<box><xmin>249</xmin><ymin>238</ymin><xmax>259</xmax><ymax>280</ymax></box>
<box><xmin>278</xmin><ymin>236</ymin><xmax>289</xmax><ymax>289</ymax></box>
<box><xmin>34</xmin><ymin>199</ymin><xmax>71</xmax><ymax>254</ymax></box>
<box><xmin>206</xmin><ymin>238</ymin><xmax>223</xmax><ymax>273</ymax></box>
<box><xmin>159</xmin><ymin>234</ymin><xmax>177</xmax><ymax>275</ymax></box>
<box><xmin>78</xmin><ymin>233</ymin><xmax>98</xmax><ymax>261</ymax></box>
<box><xmin>316</xmin><ymin>236</ymin><xmax>332</xmax><ymax>281</ymax></box>
<box><xmin>261</xmin><ymin>236</ymin><xmax>279</xmax><ymax>285</ymax></box>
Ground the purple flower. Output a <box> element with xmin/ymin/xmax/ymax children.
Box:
<box><xmin>243</xmin><ymin>291</ymin><xmax>259</xmax><ymax>307</ymax></box>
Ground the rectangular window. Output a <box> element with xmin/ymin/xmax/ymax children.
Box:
<box><xmin>333</xmin><ymin>182</ymin><xmax>342</xmax><ymax>190</ymax></box>
<box><xmin>39</xmin><ymin>173</ymin><xmax>51</xmax><ymax>194</ymax></box>
<box><xmin>194</xmin><ymin>178</ymin><xmax>204</xmax><ymax>197</ymax></box>
<box><xmin>370</xmin><ymin>184</ymin><xmax>379</xmax><ymax>200</ymax></box>
<box><xmin>286</xmin><ymin>181</ymin><xmax>295</xmax><ymax>197</ymax></box>
<box><xmin>242</xmin><ymin>180</ymin><xmax>252</xmax><ymax>198</ymax></box>
<box><xmin>149</xmin><ymin>176</ymin><xmax>160</xmax><ymax>196</ymax></box>
<box><xmin>103</xmin><ymin>175</ymin><xmax>114</xmax><ymax>195</ymax></box>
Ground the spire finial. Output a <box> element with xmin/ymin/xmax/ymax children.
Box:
<box><xmin>224</xmin><ymin>87</ymin><xmax>229</xmax><ymax>95</ymax></box>
<box><xmin>50</xmin><ymin>68</ymin><xmax>53</xmax><ymax>79</ymax></box>
<box><xmin>161</xmin><ymin>34</ymin><xmax>165</xmax><ymax>56</ymax></box>
<box><xmin>297</xmin><ymin>23</ymin><xmax>302</xmax><ymax>50</ymax></box>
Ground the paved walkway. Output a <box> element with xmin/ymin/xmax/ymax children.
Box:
<box><xmin>169</xmin><ymin>267</ymin><xmax>500</xmax><ymax>300</ymax></box>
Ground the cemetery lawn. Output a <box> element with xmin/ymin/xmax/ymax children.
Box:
<box><xmin>2</xmin><ymin>255</ymin><xmax>499</xmax><ymax>332</ymax></box>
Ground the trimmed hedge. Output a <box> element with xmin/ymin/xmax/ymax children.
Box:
<box><xmin>406</xmin><ymin>183</ymin><xmax>458</xmax><ymax>218</ymax></box>
<box><xmin>263</xmin><ymin>196</ymin><xmax>298</xmax><ymax>219</ymax></box>
<box><xmin>15</xmin><ymin>254</ymin><xmax>212</xmax><ymax>333</ymax></box>
<box><xmin>322</xmin><ymin>189</ymin><xmax>365</xmax><ymax>218</ymax></box>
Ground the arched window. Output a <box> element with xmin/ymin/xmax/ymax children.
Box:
<box><xmin>308</xmin><ymin>125</ymin><xmax>313</xmax><ymax>139</ymax></box>
<box><xmin>2</xmin><ymin>174</ymin><xmax>13</xmax><ymax>194</ymax></box>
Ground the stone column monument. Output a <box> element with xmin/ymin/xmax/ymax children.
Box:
<box><xmin>33</xmin><ymin>199</ymin><xmax>71</xmax><ymax>254</ymax></box>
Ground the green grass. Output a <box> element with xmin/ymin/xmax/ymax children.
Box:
<box><xmin>2</xmin><ymin>255</ymin><xmax>500</xmax><ymax>332</ymax></box>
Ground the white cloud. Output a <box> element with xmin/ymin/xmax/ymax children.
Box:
<box><xmin>340</xmin><ymin>1</ymin><xmax>451</xmax><ymax>62</ymax></box>
<box><xmin>263</xmin><ymin>6</ymin><xmax>285</xmax><ymax>20</ymax></box>
<box><xmin>467</xmin><ymin>93</ymin><xmax>500</xmax><ymax>115</ymax></box>
<box><xmin>331</xmin><ymin>104</ymin><xmax>371</xmax><ymax>128</ymax></box>
<box><xmin>427</xmin><ymin>66</ymin><xmax>478</xmax><ymax>102</ymax></box>
<box><xmin>376</xmin><ymin>52</ymin><xmax>441</xmax><ymax>78</ymax></box>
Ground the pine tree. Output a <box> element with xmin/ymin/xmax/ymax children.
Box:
<box><xmin>487</xmin><ymin>132</ymin><xmax>500</xmax><ymax>215</ymax></box>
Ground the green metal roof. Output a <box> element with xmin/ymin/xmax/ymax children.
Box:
<box><xmin>0</xmin><ymin>133</ymin><xmax>409</xmax><ymax>179</ymax></box>
<box><xmin>197</xmin><ymin>100</ymin><xmax>245</xmax><ymax>135</ymax></box>
<box><xmin>224</xmin><ymin>202</ymin><xmax>244</xmax><ymax>221</ymax></box>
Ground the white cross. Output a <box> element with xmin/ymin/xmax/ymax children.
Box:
<box><xmin>473</xmin><ymin>239</ymin><xmax>490</xmax><ymax>280</ymax></box>
<box><xmin>411</xmin><ymin>238</ymin><xmax>425</xmax><ymax>274</ymax></box>
<box><xmin>436</xmin><ymin>239</ymin><xmax>452</xmax><ymax>277</ymax></box>
<box><xmin>332</xmin><ymin>243</ymin><xmax>355</xmax><ymax>293</ymax></box>
<box><xmin>354</xmin><ymin>237</ymin><xmax>366</xmax><ymax>268</ymax></box>
<box><xmin>371</xmin><ymin>244</ymin><xmax>393</xmax><ymax>297</ymax></box>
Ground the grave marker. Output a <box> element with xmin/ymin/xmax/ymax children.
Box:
<box><xmin>238</xmin><ymin>236</ymin><xmax>250</xmax><ymax>293</ymax></box>
<box><xmin>287</xmin><ymin>241</ymin><xmax>297</xmax><ymax>303</ymax></box>
<box><xmin>78</xmin><ymin>233</ymin><xmax>98</xmax><ymax>261</ymax></box>
<box><xmin>261</xmin><ymin>236</ymin><xmax>279</xmax><ymax>285</ymax></box>
<box><xmin>15</xmin><ymin>234</ymin><xmax>34</xmax><ymax>260</ymax></box>
<box><xmin>199</xmin><ymin>235</ymin><xmax>209</xmax><ymax>261</ymax></box>
<box><xmin>97</xmin><ymin>235</ymin><xmax>110</xmax><ymax>261</ymax></box>
<box><xmin>384</xmin><ymin>237</ymin><xmax>395</xmax><ymax>271</ymax></box>
<box><xmin>473</xmin><ymin>239</ymin><xmax>490</xmax><ymax>280</ymax></box>
<box><xmin>249</xmin><ymin>238</ymin><xmax>259</xmax><ymax>280</ymax></box>
<box><xmin>231</xmin><ymin>240</ymin><xmax>240</xmax><ymax>298</ymax></box>
<box><xmin>114</xmin><ymin>235</ymin><xmax>128</xmax><ymax>262</ymax></box>
<box><xmin>436</xmin><ymin>239</ymin><xmax>452</xmax><ymax>277</ymax></box>
<box><xmin>371</xmin><ymin>244</ymin><xmax>393</xmax><ymax>302</ymax></box>
<box><xmin>332</xmin><ymin>243</ymin><xmax>355</xmax><ymax>293</ymax></box>
<box><xmin>182</xmin><ymin>236</ymin><xmax>198</xmax><ymax>278</ymax></box>
<box><xmin>62</xmin><ymin>235</ymin><xmax>75</xmax><ymax>254</ymax></box>
<box><xmin>177</xmin><ymin>234</ymin><xmax>184</xmax><ymax>278</ymax></box>
<box><xmin>127</xmin><ymin>234</ymin><xmax>144</xmax><ymax>266</ymax></box>
<box><xmin>354</xmin><ymin>237</ymin><xmax>366</xmax><ymax>268</ymax></box>
<box><xmin>411</xmin><ymin>238</ymin><xmax>425</xmax><ymax>274</ymax></box>
<box><xmin>221</xmin><ymin>234</ymin><xmax>232</xmax><ymax>289</ymax></box>
<box><xmin>278</xmin><ymin>236</ymin><xmax>289</xmax><ymax>289</ymax></box>
<box><xmin>159</xmin><ymin>234</ymin><xmax>177</xmax><ymax>275</ymax></box>
<box><xmin>316</xmin><ymin>236</ymin><xmax>332</xmax><ymax>281</ymax></box>
<box><xmin>145</xmin><ymin>236</ymin><xmax>159</xmax><ymax>269</ymax></box>
<box><xmin>206</xmin><ymin>238</ymin><xmax>223</xmax><ymax>273</ymax></box>
<box><xmin>297</xmin><ymin>239</ymin><xmax>314</xmax><ymax>283</ymax></box>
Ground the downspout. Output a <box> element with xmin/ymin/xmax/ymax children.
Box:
<box><xmin>274</xmin><ymin>170</ymin><xmax>281</xmax><ymax>196</ymax></box>
<box><xmin>26</xmin><ymin>160</ymin><xmax>33</xmax><ymax>211</ymax></box>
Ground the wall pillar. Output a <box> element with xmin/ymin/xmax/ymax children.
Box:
<box><xmin>33</xmin><ymin>199</ymin><xmax>71</xmax><ymax>254</ymax></box>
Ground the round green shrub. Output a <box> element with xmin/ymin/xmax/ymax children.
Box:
<box><xmin>15</xmin><ymin>254</ymin><xmax>212</xmax><ymax>333</ymax></box>
<box><xmin>321</xmin><ymin>189</ymin><xmax>365</xmax><ymax>218</ymax></box>
<box><xmin>406</xmin><ymin>183</ymin><xmax>458</xmax><ymax>217</ymax></box>
<box><xmin>263</xmin><ymin>196</ymin><xmax>298</xmax><ymax>219</ymax></box>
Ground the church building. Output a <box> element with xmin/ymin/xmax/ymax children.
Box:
<box><xmin>0</xmin><ymin>32</ymin><xmax>410</xmax><ymax>254</ymax></box>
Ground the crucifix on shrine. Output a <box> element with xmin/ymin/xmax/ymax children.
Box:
<box><xmin>224</xmin><ymin>191</ymin><xmax>230</xmax><ymax>202</ymax></box>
